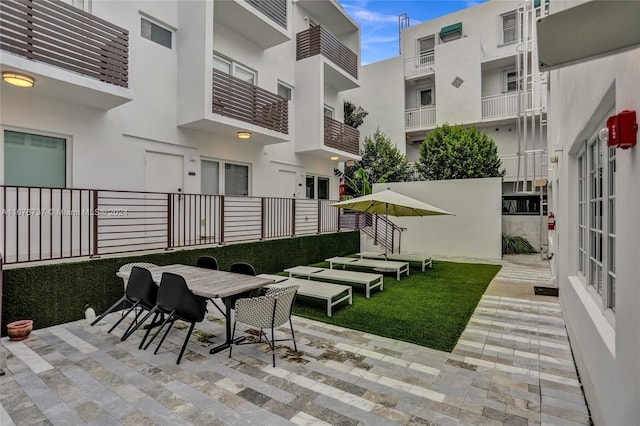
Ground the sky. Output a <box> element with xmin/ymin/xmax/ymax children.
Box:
<box><xmin>338</xmin><ymin>0</ymin><xmax>490</xmax><ymax>65</ymax></box>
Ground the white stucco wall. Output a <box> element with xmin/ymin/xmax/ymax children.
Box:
<box><xmin>546</xmin><ymin>2</ymin><xmax>640</xmax><ymax>423</ymax></box>
<box><xmin>343</xmin><ymin>57</ymin><xmax>406</xmax><ymax>153</ymax></box>
<box><xmin>502</xmin><ymin>215</ymin><xmax>544</xmax><ymax>251</ymax></box>
<box><xmin>365</xmin><ymin>178</ymin><xmax>502</xmax><ymax>260</ymax></box>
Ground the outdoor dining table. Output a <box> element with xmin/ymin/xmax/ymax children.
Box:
<box><xmin>117</xmin><ymin>264</ymin><xmax>274</xmax><ymax>354</ymax></box>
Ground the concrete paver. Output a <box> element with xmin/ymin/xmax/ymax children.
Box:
<box><xmin>0</xmin><ymin>255</ymin><xmax>589</xmax><ymax>425</ymax></box>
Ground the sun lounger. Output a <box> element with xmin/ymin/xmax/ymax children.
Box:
<box><xmin>284</xmin><ymin>266</ymin><xmax>383</xmax><ymax>298</ymax></box>
<box><xmin>262</xmin><ymin>276</ymin><xmax>352</xmax><ymax>317</ymax></box>
<box><xmin>325</xmin><ymin>256</ymin><xmax>409</xmax><ymax>281</ymax></box>
<box><xmin>357</xmin><ymin>251</ymin><xmax>433</xmax><ymax>271</ymax></box>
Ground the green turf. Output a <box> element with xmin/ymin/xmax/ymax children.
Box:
<box><xmin>291</xmin><ymin>260</ymin><xmax>501</xmax><ymax>352</ymax></box>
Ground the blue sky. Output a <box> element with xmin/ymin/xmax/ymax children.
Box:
<box><xmin>338</xmin><ymin>0</ymin><xmax>490</xmax><ymax>64</ymax></box>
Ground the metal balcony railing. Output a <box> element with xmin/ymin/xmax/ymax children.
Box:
<box><xmin>0</xmin><ymin>0</ymin><xmax>129</xmax><ymax>87</ymax></box>
<box><xmin>245</xmin><ymin>0</ymin><xmax>287</xmax><ymax>29</ymax></box>
<box><xmin>404</xmin><ymin>52</ymin><xmax>435</xmax><ymax>78</ymax></box>
<box><xmin>296</xmin><ymin>26</ymin><xmax>358</xmax><ymax>79</ymax></box>
<box><xmin>0</xmin><ymin>185</ymin><xmax>353</xmax><ymax>265</ymax></box>
<box><xmin>501</xmin><ymin>152</ymin><xmax>548</xmax><ymax>182</ymax></box>
<box><xmin>481</xmin><ymin>91</ymin><xmax>533</xmax><ymax>119</ymax></box>
<box><xmin>405</xmin><ymin>105</ymin><xmax>436</xmax><ymax>130</ymax></box>
<box><xmin>324</xmin><ymin>116</ymin><xmax>359</xmax><ymax>155</ymax></box>
<box><xmin>212</xmin><ymin>69</ymin><xmax>288</xmax><ymax>134</ymax></box>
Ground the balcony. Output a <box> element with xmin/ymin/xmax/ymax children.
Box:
<box><xmin>481</xmin><ymin>91</ymin><xmax>532</xmax><ymax>119</ymax></box>
<box><xmin>501</xmin><ymin>152</ymin><xmax>548</xmax><ymax>183</ymax></box>
<box><xmin>210</xmin><ymin>69</ymin><xmax>288</xmax><ymax>143</ymax></box>
<box><xmin>404</xmin><ymin>53</ymin><xmax>435</xmax><ymax>79</ymax></box>
<box><xmin>296</xmin><ymin>26</ymin><xmax>358</xmax><ymax>90</ymax></box>
<box><xmin>324</xmin><ymin>116</ymin><xmax>359</xmax><ymax>156</ymax></box>
<box><xmin>405</xmin><ymin>106</ymin><xmax>436</xmax><ymax>130</ymax></box>
<box><xmin>0</xmin><ymin>0</ymin><xmax>131</xmax><ymax>110</ymax></box>
<box><xmin>214</xmin><ymin>0</ymin><xmax>289</xmax><ymax>49</ymax></box>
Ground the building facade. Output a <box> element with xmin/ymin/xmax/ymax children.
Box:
<box><xmin>0</xmin><ymin>0</ymin><xmax>360</xmax><ymax>201</ymax></box>
<box><xmin>541</xmin><ymin>1</ymin><xmax>640</xmax><ymax>423</ymax></box>
<box><xmin>348</xmin><ymin>0</ymin><xmax>549</xmax><ymax>248</ymax></box>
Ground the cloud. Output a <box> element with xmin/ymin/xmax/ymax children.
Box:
<box><xmin>341</xmin><ymin>4</ymin><xmax>398</xmax><ymax>24</ymax></box>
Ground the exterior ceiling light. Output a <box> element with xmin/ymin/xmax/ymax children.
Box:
<box><xmin>330</xmin><ymin>155</ymin><xmax>340</xmax><ymax>161</ymax></box>
<box><xmin>2</xmin><ymin>72</ymin><xmax>35</xmax><ymax>88</ymax></box>
<box><xmin>236</xmin><ymin>131</ymin><xmax>251</xmax><ymax>139</ymax></box>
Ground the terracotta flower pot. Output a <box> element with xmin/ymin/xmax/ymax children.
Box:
<box><xmin>7</xmin><ymin>320</ymin><xmax>33</xmax><ymax>341</ymax></box>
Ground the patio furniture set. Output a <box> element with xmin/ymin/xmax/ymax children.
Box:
<box><xmin>91</xmin><ymin>251</ymin><xmax>431</xmax><ymax>365</ymax></box>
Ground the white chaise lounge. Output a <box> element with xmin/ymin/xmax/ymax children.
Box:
<box><xmin>283</xmin><ymin>266</ymin><xmax>383</xmax><ymax>298</ymax></box>
<box><xmin>357</xmin><ymin>251</ymin><xmax>433</xmax><ymax>271</ymax></box>
<box><xmin>325</xmin><ymin>257</ymin><xmax>410</xmax><ymax>281</ymax></box>
<box><xmin>258</xmin><ymin>275</ymin><xmax>352</xmax><ymax>317</ymax></box>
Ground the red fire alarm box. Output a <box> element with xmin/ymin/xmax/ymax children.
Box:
<box><xmin>607</xmin><ymin>110</ymin><xmax>638</xmax><ymax>149</ymax></box>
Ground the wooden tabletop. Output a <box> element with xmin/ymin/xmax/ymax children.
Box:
<box><xmin>117</xmin><ymin>264</ymin><xmax>274</xmax><ymax>299</ymax></box>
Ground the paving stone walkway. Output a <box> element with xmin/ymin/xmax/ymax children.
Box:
<box><xmin>0</xmin><ymin>255</ymin><xmax>589</xmax><ymax>425</ymax></box>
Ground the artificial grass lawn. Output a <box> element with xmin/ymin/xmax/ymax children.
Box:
<box><xmin>291</xmin><ymin>260</ymin><xmax>501</xmax><ymax>352</ymax></box>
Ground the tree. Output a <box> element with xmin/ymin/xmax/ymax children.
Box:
<box><xmin>416</xmin><ymin>124</ymin><xmax>505</xmax><ymax>180</ymax></box>
<box><xmin>344</xmin><ymin>100</ymin><xmax>368</xmax><ymax>129</ymax></box>
<box><xmin>336</xmin><ymin>129</ymin><xmax>415</xmax><ymax>198</ymax></box>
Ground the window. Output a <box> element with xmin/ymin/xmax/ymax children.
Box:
<box><xmin>418</xmin><ymin>36</ymin><xmax>435</xmax><ymax>66</ymax></box>
<box><xmin>576</xmin><ymin>127</ymin><xmax>616</xmax><ymax>312</ymax></box>
<box><xmin>277</xmin><ymin>82</ymin><xmax>292</xmax><ymax>101</ymax></box>
<box><xmin>213</xmin><ymin>54</ymin><xmax>256</xmax><ymax>84</ymax></box>
<box><xmin>60</xmin><ymin>0</ymin><xmax>89</xmax><ymax>11</ymax></box>
<box><xmin>202</xmin><ymin>159</ymin><xmax>249</xmax><ymax>196</ymax></box>
<box><xmin>439</xmin><ymin>22</ymin><xmax>462</xmax><ymax>42</ymax></box>
<box><xmin>418</xmin><ymin>88</ymin><xmax>433</xmax><ymax>106</ymax></box>
<box><xmin>3</xmin><ymin>130</ymin><xmax>66</xmax><ymax>188</ymax></box>
<box><xmin>225</xmin><ymin>163</ymin><xmax>249</xmax><ymax>196</ymax></box>
<box><xmin>141</xmin><ymin>18</ymin><xmax>172</xmax><ymax>49</ymax></box>
<box><xmin>305</xmin><ymin>175</ymin><xmax>330</xmax><ymax>199</ymax></box>
<box><xmin>501</xmin><ymin>11</ymin><xmax>517</xmax><ymax>44</ymax></box>
<box><xmin>201</xmin><ymin>160</ymin><xmax>220</xmax><ymax>195</ymax></box>
<box><xmin>323</xmin><ymin>106</ymin><xmax>334</xmax><ymax>118</ymax></box>
<box><xmin>318</xmin><ymin>177</ymin><xmax>329</xmax><ymax>200</ymax></box>
<box><xmin>504</xmin><ymin>70</ymin><xmax>518</xmax><ymax>92</ymax></box>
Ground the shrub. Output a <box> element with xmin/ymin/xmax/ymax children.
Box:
<box><xmin>502</xmin><ymin>233</ymin><xmax>537</xmax><ymax>254</ymax></box>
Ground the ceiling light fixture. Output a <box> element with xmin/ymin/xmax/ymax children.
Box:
<box><xmin>2</xmin><ymin>72</ymin><xmax>35</xmax><ymax>88</ymax></box>
<box><xmin>236</xmin><ymin>131</ymin><xmax>251</xmax><ymax>139</ymax></box>
<box><xmin>330</xmin><ymin>155</ymin><xmax>340</xmax><ymax>161</ymax></box>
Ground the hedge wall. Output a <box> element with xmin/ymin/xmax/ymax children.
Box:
<box><xmin>2</xmin><ymin>231</ymin><xmax>359</xmax><ymax>335</ymax></box>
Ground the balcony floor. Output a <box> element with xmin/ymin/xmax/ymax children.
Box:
<box><xmin>1</xmin><ymin>255</ymin><xmax>588</xmax><ymax>426</ymax></box>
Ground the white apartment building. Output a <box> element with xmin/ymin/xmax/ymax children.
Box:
<box><xmin>539</xmin><ymin>1</ymin><xmax>640</xmax><ymax>424</ymax></box>
<box><xmin>0</xmin><ymin>0</ymin><xmax>360</xmax><ymax>201</ymax></box>
<box><xmin>348</xmin><ymin>0</ymin><xmax>549</xmax><ymax>247</ymax></box>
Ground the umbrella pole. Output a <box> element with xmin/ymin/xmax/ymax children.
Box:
<box><xmin>385</xmin><ymin>203</ymin><xmax>389</xmax><ymax>260</ymax></box>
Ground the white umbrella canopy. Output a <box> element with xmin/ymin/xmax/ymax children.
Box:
<box><xmin>332</xmin><ymin>189</ymin><xmax>454</xmax><ymax>259</ymax></box>
<box><xmin>331</xmin><ymin>189</ymin><xmax>453</xmax><ymax>217</ymax></box>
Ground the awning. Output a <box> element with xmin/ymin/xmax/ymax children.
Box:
<box><xmin>439</xmin><ymin>22</ymin><xmax>462</xmax><ymax>38</ymax></box>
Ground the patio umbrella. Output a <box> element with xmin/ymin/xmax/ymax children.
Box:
<box><xmin>331</xmin><ymin>189</ymin><xmax>453</xmax><ymax>259</ymax></box>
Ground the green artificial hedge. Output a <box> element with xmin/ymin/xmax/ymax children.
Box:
<box><xmin>2</xmin><ymin>231</ymin><xmax>359</xmax><ymax>335</ymax></box>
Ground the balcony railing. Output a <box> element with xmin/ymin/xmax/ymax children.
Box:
<box><xmin>501</xmin><ymin>152</ymin><xmax>548</xmax><ymax>182</ymax></box>
<box><xmin>404</xmin><ymin>52</ymin><xmax>435</xmax><ymax>78</ymax></box>
<box><xmin>245</xmin><ymin>0</ymin><xmax>287</xmax><ymax>28</ymax></box>
<box><xmin>296</xmin><ymin>26</ymin><xmax>358</xmax><ymax>80</ymax></box>
<box><xmin>481</xmin><ymin>91</ymin><xmax>533</xmax><ymax>119</ymax></box>
<box><xmin>324</xmin><ymin>116</ymin><xmax>359</xmax><ymax>155</ymax></box>
<box><xmin>0</xmin><ymin>185</ymin><xmax>356</xmax><ymax>265</ymax></box>
<box><xmin>405</xmin><ymin>105</ymin><xmax>436</xmax><ymax>130</ymax></box>
<box><xmin>212</xmin><ymin>69</ymin><xmax>288</xmax><ymax>134</ymax></box>
<box><xmin>0</xmin><ymin>0</ymin><xmax>129</xmax><ymax>87</ymax></box>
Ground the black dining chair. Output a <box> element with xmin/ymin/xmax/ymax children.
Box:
<box><xmin>229</xmin><ymin>285</ymin><xmax>299</xmax><ymax>367</ymax></box>
<box><xmin>196</xmin><ymin>256</ymin><xmax>226</xmax><ymax>317</ymax></box>
<box><xmin>141</xmin><ymin>272</ymin><xmax>207</xmax><ymax>364</ymax></box>
<box><xmin>91</xmin><ymin>267</ymin><xmax>158</xmax><ymax>339</ymax></box>
<box><xmin>196</xmin><ymin>256</ymin><xmax>219</xmax><ymax>270</ymax></box>
<box><xmin>224</xmin><ymin>262</ymin><xmax>261</xmax><ymax>310</ymax></box>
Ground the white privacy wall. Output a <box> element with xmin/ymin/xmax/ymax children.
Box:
<box><xmin>364</xmin><ymin>178</ymin><xmax>502</xmax><ymax>260</ymax></box>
